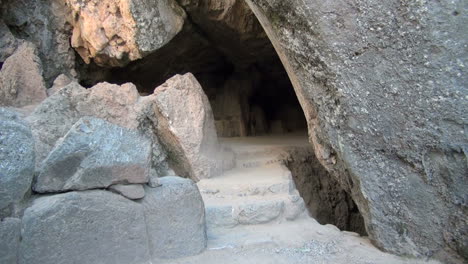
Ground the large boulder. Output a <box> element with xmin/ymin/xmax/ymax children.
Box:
<box><xmin>0</xmin><ymin>42</ymin><xmax>47</xmax><ymax>107</ymax></box>
<box><xmin>19</xmin><ymin>190</ymin><xmax>150</xmax><ymax>264</ymax></box>
<box><xmin>149</xmin><ymin>73</ymin><xmax>220</xmax><ymax>181</ymax></box>
<box><xmin>67</xmin><ymin>0</ymin><xmax>186</xmax><ymax>67</ymax></box>
<box><xmin>139</xmin><ymin>176</ymin><xmax>206</xmax><ymax>259</ymax></box>
<box><xmin>0</xmin><ymin>218</ymin><xmax>21</xmax><ymax>264</ymax></box>
<box><xmin>34</xmin><ymin>117</ymin><xmax>151</xmax><ymax>193</ymax></box>
<box><xmin>26</xmin><ymin>81</ymin><xmax>167</xmax><ymax>175</ymax></box>
<box><xmin>246</xmin><ymin>0</ymin><xmax>468</xmax><ymax>261</ymax></box>
<box><xmin>0</xmin><ymin>108</ymin><xmax>35</xmax><ymax>214</ymax></box>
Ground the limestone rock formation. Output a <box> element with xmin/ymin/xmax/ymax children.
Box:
<box><xmin>140</xmin><ymin>176</ymin><xmax>206</xmax><ymax>259</ymax></box>
<box><xmin>19</xmin><ymin>190</ymin><xmax>150</xmax><ymax>264</ymax></box>
<box><xmin>34</xmin><ymin>117</ymin><xmax>151</xmax><ymax>193</ymax></box>
<box><xmin>109</xmin><ymin>184</ymin><xmax>145</xmax><ymax>200</ymax></box>
<box><xmin>26</xmin><ymin>81</ymin><xmax>167</xmax><ymax>174</ymax></box>
<box><xmin>67</xmin><ymin>0</ymin><xmax>185</xmax><ymax>67</ymax></box>
<box><xmin>0</xmin><ymin>108</ymin><xmax>35</xmax><ymax>214</ymax></box>
<box><xmin>0</xmin><ymin>42</ymin><xmax>47</xmax><ymax>107</ymax></box>
<box><xmin>245</xmin><ymin>0</ymin><xmax>468</xmax><ymax>261</ymax></box>
<box><xmin>150</xmin><ymin>73</ymin><xmax>220</xmax><ymax>181</ymax></box>
<box><xmin>0</xmin><ymin>218</ymin><xmax>21</xmax><ymax>264</ymax></box>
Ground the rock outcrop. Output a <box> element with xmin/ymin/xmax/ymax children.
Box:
<box><xmin>34</xmin><ymin>117</ymin><xmax>151</xmax><ymax>193</ymax></box>
<box><xmin>26</xmin><ymin>81</ymin><xmax>167</xmax><ymax>175</ymax></box>
<box><xmin>0</xmin><ymin>0</ymin><xmax>76</xmax><ymax>85</ymax></box>
<box><xmin>0</xmin><ymin>218</ymin><xmax>21</xmax><ymax>264</ymax></box>
<box><xmin>245</xmin><ymin>0</ymin><xmax>468</xmax><ymax>261</ymax></box>
<box><xmin>0</xmin><ymin>108</ymin><xmax>35</xmax><ymax>215</ymax></box>
<box><xmin>67</xmin><ymin>0</ymin><xmax>186</xmax><ymax>67</ymax></box>
<box><xmin>0</xmin><ymin>42</ymin><xmax>47</xmax><ymax>107</ymax></box>
<box><xmin>19</xmin><ymin>190</ymin><xmax>150</xmax><ymax>264</ymax></box>
<box><xmin>140</xmin><ymin>176</ymin><xmax>206</xmax><ymax>259</ymax></box>
<box><xmin>149</xmin><ymin>73</ymin><xmax>220</xmax><ymax>181</ymax></box>
<box><xmin>0</xmin><ymin>21</ymin><xmax>21</xmax><ymax>62</ymax></box>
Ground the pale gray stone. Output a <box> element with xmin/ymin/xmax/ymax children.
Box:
<box><xmin>139</xmin><ymin>176</ymin><xmax>207</xmax><ymax>259</ymax></box>
<box><xmin>0</xmin><ymin>108</ymin><xmax>35</xmax><ymax>212</ymax></box>
<box><xmin>109</xmin><ymin>184</ymin><xmax>145</xmax><ymax>200</ymax></box>
<box><xmin>34</xmin><ymin>117</ymin><xmax>151</xmax><ymax>193</ymax></box>
<box><xmin>0</xmin><ymin>218</ymin><xmax>21</xmax><ymax>264</ymax></box>
<box><xmin>19</xmin><ymin>190</ymin><xmax>150</xmax><ymax>264</ymax></box>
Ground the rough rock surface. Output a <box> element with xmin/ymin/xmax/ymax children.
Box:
<box><xmin>0</xmin><ymin>218</ymin><xmax>21</xmax><ymax>264</ymax></box>
<box><xmin>245</xmin><ymin>0</ymin><xmax>468</xmax><ymax>261</ymax></box>
<box><xmin>282</xmin><ymin>146</ymin><xmax>366</xmax><ymax>235</ymax></box>
<box><xmin>34</xmin><ymin>117</ymin><xmax>151</xmax><ymax>193</ymax></box>
<box><xmin>19</xmin><ymin>190</ymin><xmax>150</xmax><ymax>264</ymax></box>
<box><xmin>0</xmin><ymin>0</ymin><xmax>76</xmax><ymax>85</ymax></box>
<box><xmin>150</xmin><ymin>73</ymin><xmax>220</xmax><ymax>181</ymax></box>
<box><xmin>26</xmin><ymin>81</ymin><xmax>167</xmax><ymax>174</ymax></box>
<box><xmin>0</xmin><ymin>108</ymin><xmax>35</xmax><ymax>213</ymax></box>
<box><xmin>139</xmin><ymin>176</ymin><xmax>206</xmax><ymax>259</ymax></box>
<box><xmin>176</xmin><ymin>0</ymin><xmax>271</xmax><ymax>67</ymax></box>
<box><xmin>47</xmin><ymin>74</ymin><xmax>73</xmax><ymax>96</ymax></box>
<box><xmin>0</xmin><ymin>42</ymin><xmax>47</xmax><ymax>107</ymax></box>
<box><xmin>0</xmin><ymin>21</ymin><xmax>21</xmax><ymax>62</ymax></box>
<box><xmin>109</xmin><ymin>184</ymin><xmax>145</xmax><ymax>200</ymax></box>
<box><xmin>67</xmin><ymin>0</ymin><xmax>185</xmax><ymax>67</ymax></box>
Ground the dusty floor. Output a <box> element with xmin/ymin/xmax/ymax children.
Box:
<box><xmin>159</xmin><ymin>217</ymin><xmax>439</xmax><ymax>264</ymax></box>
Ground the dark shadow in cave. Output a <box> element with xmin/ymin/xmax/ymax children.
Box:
<box><xmin>76</xmin><ymin>5</ymin><xmax>366</xmax><ymax>235</ymax></box>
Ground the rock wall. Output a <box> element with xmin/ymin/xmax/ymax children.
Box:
<box><xmin>281</xmin><ymin>146</ymin><xmax>366</xmax><ymax>236</ymax></box>
<box><xmin>245</xmin><ymin>0</ymin><xmax>467</xmax><ymax>262</ymax></box>
<box><xmin>0</xmin><ymin>0</ymin><xmax>76</xmax><ymax>85</ymax></box>
<box><xmin>67</xmin><ymin>0</ymin><xmax>185</xmax><ymax>67</ymax></box>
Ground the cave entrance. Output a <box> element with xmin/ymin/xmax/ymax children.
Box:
<box><xmin>76</xmin><ymin>0</ymin><xmax>364</xmax><ymax>235</ymax></box>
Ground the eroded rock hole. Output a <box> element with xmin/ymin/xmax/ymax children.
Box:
<box><xmin>76</xmin><ymin>1</ymin><xmax>365</xmax><ymax>235</ymax></box>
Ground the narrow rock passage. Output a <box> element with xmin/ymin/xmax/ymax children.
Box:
<box><xmin>159</xmin><ymin>133</ymin><xmax>442</xmax><ymax>264</ymax></box>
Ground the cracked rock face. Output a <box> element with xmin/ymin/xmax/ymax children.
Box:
<box><xmin>246</xmin><ymin>0</ymin><xmax>467</xmax><ymax>261</ymax></box>
<box><xmin>34</xmin><ymin>117</ymin><xmax>151</xmax><ymax>193</ymax></box>
<box><xmin>67</xmin><ymin>0</ymin><xmax>185</xmax><ymax>67</ymax></box>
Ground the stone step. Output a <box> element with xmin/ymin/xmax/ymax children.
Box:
<box><xmin>198</xmin><ymin>164</ymin><xmax>295</xmax><ymax>197</ymax></box>
<box><xmin>234</xmin><ymin>155</ymin><xmax>284</xmax><ymax>169</ymax></box>
<box><xmin>203</xmin><ymin>193</ymin><xmax>307</xmax><ymax>229</ymax></box>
